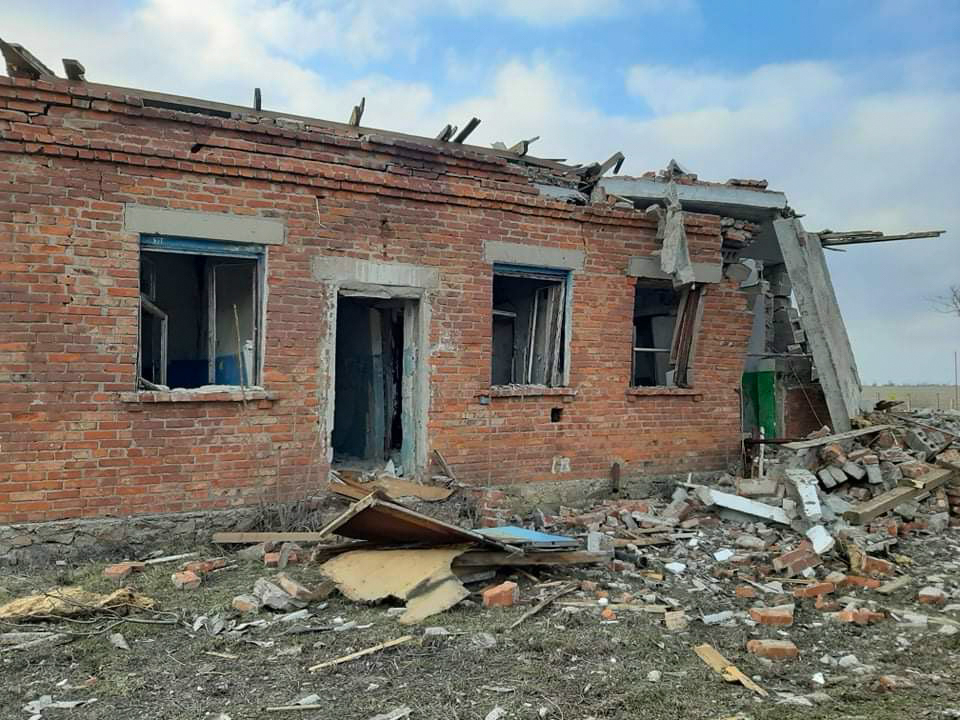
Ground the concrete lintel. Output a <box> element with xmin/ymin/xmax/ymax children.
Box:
<box><xmin>773</xmin><ymin>217</ymin><xmax>861</xmax><ymax>431</ymax></box>
<box><xmin>599</xmin><ymin>177</ymin><xmax>788</xmax><ymax>212</ymax></box>
<box><xmin>627</xmin><ymin>256</ymin><xmax>723</xmax><ymax>283</ymax></box>
<box><xmin>124</xmin><ymin>205</ymin><xmax>285</xmax><ymax>245</ymax></box>
<box><xmin>313</xmin><ymin>257</ymin><xmax>440</xmax><ymax>289</ymax></box>
<box><xmin>484</xmin><ymin>240</ymin><xmax>585</xmax><ymax>271</ymax></box>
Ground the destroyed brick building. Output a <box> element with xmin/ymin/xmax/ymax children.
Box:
<box><xmin>0</xmin><ymin>41</ymin><xmax>941</xmax><ymax>531</ymax></box>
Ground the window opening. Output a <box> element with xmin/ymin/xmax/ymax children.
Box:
<box><xmin>632</xmin><ymin>282</ymin><xmax>703</xmax><ymax>387</ymax></box>
<box><xmin>491</xmin><ymin>267</ymin><xmax>568</xmax><ymax>387</ymax></box>
<box><xmin>137</xmin><ymin>236</ymin><xmax>262</xmax><ymax>390</ymax></box>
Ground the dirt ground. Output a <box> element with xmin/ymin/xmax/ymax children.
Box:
<box><xmin>2</xmin><ymin>525</ymin><xmax>959</xmax><ymax>720</ymax></box>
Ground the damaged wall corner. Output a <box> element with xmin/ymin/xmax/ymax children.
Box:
<box><xmin>773</xmin><ymin>217</ymin><xmax>862</xmax><ymax>432</ymax></box>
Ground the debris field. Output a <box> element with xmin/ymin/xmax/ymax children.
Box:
<box><xmin>2</xmin><ymin>411</ymin><xmax>960</xmax><ymax>719</ymax></box>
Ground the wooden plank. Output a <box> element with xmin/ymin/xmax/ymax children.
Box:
<box><xmin>308</xmin><ymin>635</ymin><xmax>413</xmax><ymax>672</ymax></box>
<box><xmin>844</xmin><ymin>468</ymin><xmax>955</xmax><ymax>524</ymax></box>
<box><xmin>781</xmin><ymin>425</ymin><xmax>891</xmax><ymax>451</ymax></box>
<box><xmin>213</xmin><ymin>532</ymin><xmax>347</xmax><ymax>544</ymax></box>
<box><xmin>453</xmin><ymin>550</ymin><xmax>611</xmax><ymax>567</ymax></box>
<box><xmin>694</xmin><ymin>643</ymin><xmax>768</xmax><ymax>697</ymax></box>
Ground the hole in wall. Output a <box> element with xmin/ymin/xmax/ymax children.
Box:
<box><xmin>550</xmin><ymin>407</ymin><xmax>563</xmax><ymax>423</ymax></box>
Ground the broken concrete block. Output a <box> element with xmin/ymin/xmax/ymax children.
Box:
<box><xmin>586</xmin><ymin>532</ymin><xmax>614</xmax><ymax>552</ymax></box>
<box><xmin>482</xmin><ymin>581</ymin><xmax>519</xmax><ymax>608</ymax></box>
<box><xmin>817</xmin><ymin>469</ymin><xmax>838</xmax><ymax>489</ymax></box>
<box><xmin>702</xmin><ymin>610</ymin><xmax>734</xmax><ymax>625</ymax></box>
<box><xmin>698</xmin><ymin>488</ymin><xmax>790</xmax><ymax>525</ymax></box>
<box><xmin>103</xmin><ymin>562</ymin><xmax>145</xmax><ymax>581</ymax></box>
<box><xmin>786</xmin><ymin>468</ymin><xmax>822</xmax><ymax>522</ymax></box>
<box><xmin>828</xmin><ymin>467</ymin><xmax>848</xmax><ymax>485</ymax></box>
<box><xmin>736</xmin><ymin>478</ymin><xmax>780</xmax><ymax>497</ymax></box>
<box><xmin>805</xmin><ymin>525</ymin><xmax>835</xmax><ymax>555</ymax></box>
<box><xmin>735</xmin><ymin>534</ymin><xmax>766</xmax><ymax>550</ymax></box>
<box><xmin>865</xmin><ymin>463</ymin><xmax>884</xmax><ymax>485</ymax></box>
<box><xmin>253</xmin><ymin>577</ymin><xmax>300</xmax><ymax>611</ymax></box>
<box><xmin>237</xmin><ymin>543</ymin><xmax>266</xmax><ymax>561</ymax></box>
<box><xmin>747</xmin><ymin>639</ymin><xmax>798</xmax><ymax>659</ymax></box>
<box><xmin>918</xmin><ymin>586</ymin><xmax>946</xmax><ymax>605</ymax></box>
<box><xmin>749</xmin><ymin>604</ymin><xmax>795</xmax><ymax>626</ymax></box>
<box><xmin>171</xmin><ymin>570</ymin><xmax>201</xmax><ymax>590</ymax></box>
<box><xmin>232</xmin><ymin>594</ymin><xmax>261</xmax><ymax>613</ymax></box>
<box><xmin>664</xmin><ymin>610</ymin><xmax>688</xmax><ymax>631</ymax></box>
<box><xmin>842</xmin><ymin>462</ymin><xmax>866</xmax><ymax>481</ymax></box>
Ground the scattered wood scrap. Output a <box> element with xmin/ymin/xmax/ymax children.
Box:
<box><xmin>308</xmin><ymin>635</ymin><xmax>414</xmax><ymax>672</ymax></box>
<box><xmin>508</xmin><ymin>582</ymin><xmax>577</xmax><ymax>629</ymax></box>
<box><xmin>781</xmin><ymin>425</ymin><xmax>891</xmax><ymax>451</ymax></box>
<box><xmin>694</xmin><ymin>643</ymin><xmax>768</xmax><ymax>697</ymax></box>
<box><xmin>843</xmin><ymin>467</ymin><xmax>955</xmax><ymax>524</ymax></box>
<box><xmin>452</xmin><ymin>550</ymin><xmax>611</xmax><ymax>568</ymax></box>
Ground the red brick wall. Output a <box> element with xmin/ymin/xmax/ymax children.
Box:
<box><xmin>0</xmin><ymin>77</ymin><xmax>754</xmax><ymax>523</ymax></box>
<box><xmin>782</xmin><ymin>383</ymin><xmax>831</xmax><ymax>438</ymax></box>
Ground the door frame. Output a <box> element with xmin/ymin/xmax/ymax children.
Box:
<box><xmin>326</xmin><ymin>286</ymin><xmax>428</xmax><ymax>475</ymax></box>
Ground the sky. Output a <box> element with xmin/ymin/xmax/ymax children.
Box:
<box><xmin>8</xmin><ymin>0</ymin><xmax>960</xmax><ymax>384</ymax></box>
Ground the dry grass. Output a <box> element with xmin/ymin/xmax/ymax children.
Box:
<box><xmin>863</xmin><ymin>384</ymin><xmax>960</xmax><ymax>412</ymax></box>
<box><xmin>2</xmin><ymin>535</ymin><xmax>959</xmax><ymax>720</ymax></box>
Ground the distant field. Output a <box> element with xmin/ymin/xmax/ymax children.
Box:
<box><xmin>862</xmin><ymin>384</ymin><xmax>960</xmax><ymax>411</ymax></box>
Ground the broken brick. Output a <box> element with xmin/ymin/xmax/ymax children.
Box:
<box><xmin>845</xmin><ymin>575</ymin><xmax>882</xmax><ymax>590</ymax></box>
<box><xmin>274</xmin><ymin>572</ymin><xmax>319</xmax><ymax>602</ymax></box>
<box><xmin>735</xmin><ymin>585</ymin><xmax>757</xmax><ymax>599</ymax></box>
<box><xmin>815</xmin><ymin>595</ymin><xmax>841</xmax><ymax>611</ymax></box>
<box><xmin>600</xmin><ymin>607</ymin><xmax>616</xmax><ymax>621</ymax></box>
<box><xmin>831</xmin><ymin>608</ymin><xmax>885</xmax><ymax>624</ymax></box>
<box><xmin>483</xmin><ymin>581</ymin><xmax>519</xmax><ymax>608</ymax></box>
<box><xmin>861</xmin><ymin>555</ymin><xmax>894</xmax><ymax>576</ymax></box>
<box><xmin>183</xmin><ymin>557</ymin><xmax>228</xmax><ymax>575</ymax></box>
<box><xmin>746</xmin><ymin>639</ymin><xmax>798</xmax><ymax>660</ymax></box>
<box><xmin>900</xmin><ymin>462</ymin><xmax>930</xmax><ymax>479</ymax></box>
<box><xmin>772</xmin><ymin>545</ymin><xmax>821</xmax><ymax>577</ymax></box>
<box><xmin>102</xmin><ymin>562</ymin><xmax>144</xmax><ymax>581</ymax></box>
<box><xmin>749</xmin><ymin>604</ymin><xmax>795</xmax><ymax>626</ymax></box>
<box><xmin>793</xmin><ymin>582</ymin><xmax>835</xmax><ymax>599</ymax></box>
<box><xmin>579</xmin><ymin>580</ymin><xmax>598</xmax><ymax>593</ymax></box>
<box><xmin>171</xmin><ymin>570</ymin><xmax>201</xmax><ymax>590</ymax></box>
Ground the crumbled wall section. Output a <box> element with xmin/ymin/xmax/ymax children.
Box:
<box><xmin>0</xmin><ymin>77</ymin><xmax>754</xmax><ymax>524</ymax></box>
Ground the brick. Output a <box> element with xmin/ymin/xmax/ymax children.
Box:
<box><xmin>746</xmin><ymin>639</ymin><xmax>798</xmax><ymax>659</ymax></box>
<box><xmin>772</xmin><ymin>546</ymin><xmax>821</xmax><ymax>577</ymax></box>
<box><xmin>831</xmin><ymin>608</ymin><xmax>885</xmax><ymax>624</ymax></box>
<box><xmin>861</xmin><ymin>555</ymin><xmax>894</xmax><ymax>577</ymax></box>
<box><xmin>102</xmin><ymin>561</ymin><xmax>144</xmax><ymax>580</ymax></box>
<box><xmin>749</xmin><ymin>604</ymin><xmax>795</xmax><ymax>626</ymax></box>
<box><xmin>793</xmin><ymin>582</ymin><xmax>835</xmax><ymax>599</ymax></box>
<box><xmin>482</xmin><ymin>581</ymin><xmax>519</xmax><ymax>608</ymax></box>
<box><xmin>900</xmin><ymin>462</ymin><xmax>930</xmax><ymax>479</ymax></box>
<box><xmin>273</xmin><ymin>572</ymin><xmax>320</xmax><ymax>602</ymax></box>
<box><xmin>600</xmin><ymin>607</ymin><xmax>616</xmax><ymax>621</ymax></box>
<box><xmin>735</xmin><ymin>585</ymin><xmax>757</xmax><ymax>599</ymax></box>
<box><xmin>171</xmin><ymin>570</ymin><xmax>201</xmax><ymax>590</ymax></box>
<box><xmin>845</xmin><ymin>575</ymin><xmax>882</xmax><ymax>590</ymax></box>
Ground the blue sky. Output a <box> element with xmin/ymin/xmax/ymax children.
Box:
<box><xmin>9</xmin><ymin>0</ymin><xmax>960</xmax><ymax>385</ymax></box>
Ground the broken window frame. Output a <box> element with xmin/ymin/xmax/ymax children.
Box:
<box><xmin>631</xmin><ymin>281</ymin><xmax>705</xmax><ymax>389</ymax></box>
<box><xmin>136</xmin><ymin>235</ymin><xmax>265</xmax><ymax>391</ymax></box>
<box><xmin>491</xmin><ymin>264</ymin><xmax>571</xmax><ymax>388</ymax></box>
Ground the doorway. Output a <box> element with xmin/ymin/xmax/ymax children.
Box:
<box><xmin>331</xmin><ymin>294</ymin><xmax>419</xmax><ymax>473</ymax></box>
